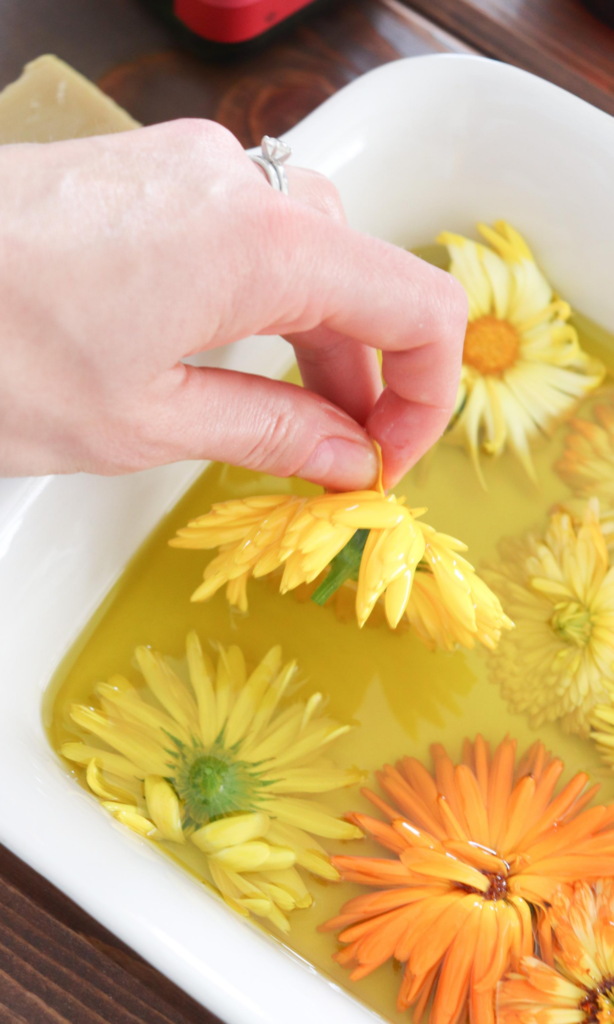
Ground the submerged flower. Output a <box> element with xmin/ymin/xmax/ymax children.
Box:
<box><xmin>61</xmin><ymin>633</ymin><xmax>363</xmax><ymax>932</ymax></box>
<box><xmin>498</xmin><ymin>880</ymin><xmax>614</xmax><ymax>1024</ymax></box>
<box><xmin>591</xmin><ymin>681</ymin><xmax>614</xmax><ymax>771</ymax></box>
<box><xmin>171</xmin><ymin>482</ymin><xmax>512</xmax><ymax>652</ymax></box>
<box><xmin>484</xmin><ymin>499</ymin><xmax>614</xmax><ymax>736</ymax></box>
<box><xmin>438</xmin><ymin>221</ymin><xmax>604</xmax><ymax>485</ymax></box>
<box><xmin>323</xmin><ymin>737</ymin><xmax>614</xmax><ymax>1024</ymax></box>
<box><xmin>558</xmin><ymin>402</ymin><xmax>614</xmax><ymax>506</ymax></box>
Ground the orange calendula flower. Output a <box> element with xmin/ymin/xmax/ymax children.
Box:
<box><xmin>170</xmin><ymin>464</ymin><xmax>512</xmax><ymax>651</ymax></box>
<box><xmin>498</xmin><ymin>880</ymin><xmax>614</xmax><ymax>1024</ymax></box>
<box><xmin>322</xmin><ymin>737</ymin><xmax>614</xmax><ymax>1024</ymax></box>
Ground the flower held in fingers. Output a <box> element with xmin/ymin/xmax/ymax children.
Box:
<box><xmin>171</xmin><ymin>465</ymin><xmax>512</xmax><ymax>652</ymax></box>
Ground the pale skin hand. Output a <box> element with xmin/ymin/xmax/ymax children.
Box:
<box><xmin>0</xmin><ymin>119</ymin><xmax>467</xmax><ymax>490</ymax></box>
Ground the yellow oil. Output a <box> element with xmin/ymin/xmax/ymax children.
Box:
<box><xmin>44</xmin><ymin>319</ymin><xmax>614</xmax><ymax>1024</ymax></box>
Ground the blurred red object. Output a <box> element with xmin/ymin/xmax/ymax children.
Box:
<box><xmin>170</xmin><ymin>0</ymin><xmax>321</xmax><ymax>42</ymax></box>
<box><xmin>582</xmin><ymin>0</ymin><xmax>614</xmax><ymax>27</ymax></box>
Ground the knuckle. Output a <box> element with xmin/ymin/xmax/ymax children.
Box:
<box><xmin>306</xmin><ymin>171</ymin><xmax>345</xmax><ymax>222</ymax></box>
<box><xmin>242</xmin><ymin>405</ymin><xmax>302</xmax><ymax>476</ymax></box>
<box><xmin>159</xmin><ymin>118</ymin><xmax>242</xmax><ymax>159</ymax></box>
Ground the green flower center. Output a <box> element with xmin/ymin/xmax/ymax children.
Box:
<box><xmin>166</xmin><ymin>736</ymin><xmax>262</xmax><ymax>829</ymax></box>
<box><xmin>551</xmin><ymin>601</ymin><xmax>593</xmax><ymax>647</ymax></box>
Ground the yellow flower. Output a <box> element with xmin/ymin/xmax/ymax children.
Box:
<box><xmin>485</xmin><ymin>499</ymin><xmax>614</xmax><ymax>736</ymax></box>
<box><xmin>558</xmin><ymin>402</ymin><xmax>614</xmax><ymax>503</ymax></box>
<box><xmin>61</xmin><ymin>633</ymin><xmax>363</xmax><ymax>932</ymax></box>
<box><xmin>438</xmin><ymin>221</ymin><xmax>604</xmax><ymax>486</ymax></box>
<box><xmin>171</xmin><ymin>484</ymin><xmax>512</xmax><ymax>652</ymax></box>
<box><xmin>590</xmin><ymin>681</ymin><xmax>614</xmax><ymax>771</ymax></box>
<box><xmin>498</xmin><ymin>880</ymin><xmax>614</xmax><ymax>1024</ymax></box>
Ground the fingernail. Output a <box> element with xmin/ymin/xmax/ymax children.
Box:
<box><xmin>300</xmin><ymin>437</ymin><xmax>379</xmax><ymax>490</ymax></box>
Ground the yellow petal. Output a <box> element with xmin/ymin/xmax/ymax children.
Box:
<box><xmin>144</xmin><ymin>776</ymin><xmax>184</xmax><ymax>843</ymax></box>
<box><xmin>192</xmin><ymin>812</ymin><xmax>270</xmax><ymax>852</ymax></box>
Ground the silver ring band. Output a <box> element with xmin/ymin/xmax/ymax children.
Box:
<box><xmin>249</xmin><ymin>135</ymin><xmax>291</xmax><ymax>195</ymax></box>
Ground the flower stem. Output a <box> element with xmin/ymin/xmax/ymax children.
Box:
<box><xmin>311</xmin><ymin>530</ymin><xmax>370</xmax><ymax>606</ymax></box>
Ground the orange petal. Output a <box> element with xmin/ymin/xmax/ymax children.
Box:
<box><xmin>487</xmin><ymin>738</ymin><xmax>517</xmax><ymax>849</ymax></box>
<box><xmin>500</xmin><ymin>776</ymin><xmax>536</xmax><ymax>854</ymax></box>
<box><xmin>431</xmin><ymin>901</ymin><xmax>483</xmax><ymax>1024</ymax></box>
<box><xmin>444</xmin><ymin>840</ymin><xmax>508</xmax><ymax>876</ymax></box>
<box><xmin>350</xmin><ymin>813</ymin><xmax>409</xmax><ymax>854</ymax></box>
<box><xmin>558</xmin><ymin>783</ymin><xmax>601</xmax><ymax>823</ymax></box>
<box><xmin>398</xmin><ymin>756</ymin><xmax>440</xmax><ymax>810</ymax></box>
<box><xmin>456</xmin><ymin>764</ymin><xmax>490</xmax><ymax>847</ymax></box>
<box><xmin>378</xmin><ymin>766</ymin><xmax>447</xmax><ymax>838</ymax></box>
<box><xmin>321</xmin><ymin>886</ymin><xmax>438</xmax><ymax>933</ymax></box>
<box><xmin>526</xmin><ymin>806</ymin><xmax>609</xmax><ymax>862</ymax></box>
<box><xmin>432</xmin><ymin>743</ymin><xmax>466</xmax><ymax>826</ymax></box>
<box><xmin>509</xmin><ymin>895</ymin><xmax>534</xmax><ymax>958</ymax></box>
<box><xmin>362</xmin><ymin>787</ymin><xmax>404</xmax><ymax>823</ymax></box>
<box><xmin>518</xmin><ymin>773</ymin><xmax>589</xmax><ymax>849</ymax></box>
<box><xmin>351</xmin><ymin>905</ymin><xmax>419</xmax><ymax>969</ymax></box>
<box><xmin>393</xmin><ymin>819</ymin><xmax>443</xmax><ymax>851</ymax></box>
<box><xmin>438</xmin><ymin>795</ymin><xmax>470</xmax><ymax>841</ymax></box>
<box><xmin>410</xmin><ymin>893</ymin><xmax>480</xmax><ymax>976</ymax></box>
<box><xmin>331</xmin><ymin>855</ymin><xmax>414</xmax><ymax>886</ymax></box>
<box><xmin>471</xmin><ymin>899</ymin><xmax>499</xmax><ymax>988</ymax></box>
<box><xmin>473</xmin><ymin>735</ymin><xmax>491</xmax><ymax>806</ymax></box>
<box><xmin>395</xmin><ymin>892</ymin><xmax>467</xmax><ymax>963</ymax></box>
<box><xmin>537</xmin><ymin>909</ymin><xmax>554</xmax><ymax>968</ymax></box>
<box><xmin>515</xmin><ymin>741</ymin><xmax>548</xmax><ymax>784</ymax></box>
<box><xmin>473</xmin><ymin>902</ymin><xmax>514</xmax><ymax>993</ymax></box>
<box><xmin>401</xmin><ymin>848</ymin><xmax>489</xmax><ymax>892</ymax></box>
<box><xmin>413</xmin><ymin>964</ymin><xmax>440</xmax><ymax>1023</ymax></box>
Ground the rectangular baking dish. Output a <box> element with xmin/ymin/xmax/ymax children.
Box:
<box><xmin>1</xmin><ymin>53</ymin><xmax>614</xmax><ymax>1024</ymax></box>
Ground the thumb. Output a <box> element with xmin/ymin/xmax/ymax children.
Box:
<box><xmin>141</xmin><ymin>364</ymin><xmax>379</xmax><ymax>490</ymax></box>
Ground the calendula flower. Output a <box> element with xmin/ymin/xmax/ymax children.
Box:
<box><xmin>322</xmin><ymin>737</ymin><xmax>614</xmax><ymax>1024</ymax></box>
<box><xmin>170</xmin><ymin>476</ymin><xmax>512</xmax><ymax>652</ymax></box>
<box><xmin>498</xmin><ymin>880</ymin><xmax>614</xmax><ymax>1024</ymax></box>
<box><xmin>484</xmin><ymin>499</ymin><xmax>614</xmax><ymax>736</ymax></box>
<box><xmin>558</xmin><ymin>402</ymin><xmax>614</xmax><ymax>505</ymax></box>
<box><xmin>438</xmin><ymin>221</ymin><xmax>604</xmax><ymax>485</ymax></box>
<box><xmin>61</xmin><ymin>633</ymin><xmax>363</xmax><ymax>932</ymax></box>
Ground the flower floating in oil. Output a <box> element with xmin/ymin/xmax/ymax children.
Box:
<box><xmin>170</xmin><ymin>459</ymin><xmax>512</xmax><ymax>653</ymax></box>
<box><xmin>436</xmin><ymin>221</ymin><xmax>604</xmax><ymax>486</ymax></box>
<box><xmin>498</xmin><ymin>880</ymin><xmax>614</xmax><ymax>1024</ymax></box>
<box><xmin>322</xmin><ymin>736</ymin><xmax>614</xmax><ymax>1024</ymax></box>
<box><xmin>558</xmin><ymin>400</ymin><xmax>614</xmax><ymax>505</ymax></box>
<box><xmin>61</xmin><ymin>633</ymin><xmax>363</xmax><ymax>932</ymax></box>
<box><xmin>485</xmin><ymin>499</ymin><xmax>614</xmax><ymax>736</ymax></box>
<box><xmin>558</xmin><ymin>397</ymin><xmax>614</xmax><ymax>550</ymax></box>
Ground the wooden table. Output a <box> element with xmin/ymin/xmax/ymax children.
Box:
<box><xmin>0</xmin><ymin>0</ymin><xmax>612</xmax><ymax>1020</ymax></box>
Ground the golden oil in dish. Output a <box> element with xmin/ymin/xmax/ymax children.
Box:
<box><xmin>45</xmin><ymin>316</ymin><xmax>614</xmax><ymax>1024</ymax></box>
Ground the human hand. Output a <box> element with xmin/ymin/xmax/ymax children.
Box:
<box><xmin>0</xmin><ymin>119</ymin><xmax>467</xmax><ymax>489</ymax></box>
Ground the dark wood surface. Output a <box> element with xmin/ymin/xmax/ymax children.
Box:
<box><xmin>0</xmin><ymin>843</ymin><xmax>215</xmax><ymax>1024</ymax></box>
<box><xmin>1</xmin><ymin>0</ymin><xmax>613</xmax><ymax>1020</ymax></box>
<box><xmin>403</xmin><ymin>0</ymin><xmax>614</xmax><ymax>117</ymax></box>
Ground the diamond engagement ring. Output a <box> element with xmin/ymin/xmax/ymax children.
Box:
<box><xmin>250</xmin><ymin>135</ymin><xmax>291</xmax><ymax>195</ymax></box>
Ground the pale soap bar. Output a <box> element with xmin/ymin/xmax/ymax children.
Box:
<box><xmin>0</xmin><ymin>54</ymin><xmax>139</xmax><ymax>145</ymax></box>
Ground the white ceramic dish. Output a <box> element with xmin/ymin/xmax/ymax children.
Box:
<box><xmin>2</xmin><ymin>53</ymin><xmax>614</xmax><ymax>1024</ymax></box>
